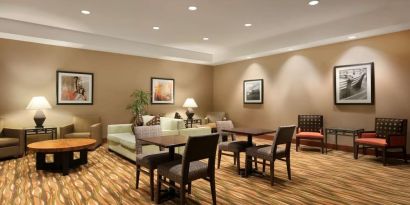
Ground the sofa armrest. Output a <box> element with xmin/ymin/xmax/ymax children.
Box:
<box><xmin>60</xmin><ymin>124</ymin><xmax>74</xmax><ymax>138</ymax></box>
<box><xmin>2</xmin><ymin>128</ymin><xmax>25</xmax><ymax>156</ymax></box>
<box><xmin>107</xmin><ymin>124</ymin><xmax>133</xmax><ymax>134</ymax></box>
<box><xmin>91</xmin><ymin>123</ymin><xmax>102</xmax><ymax>147</ymax></box>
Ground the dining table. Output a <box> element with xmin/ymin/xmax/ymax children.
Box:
<box><xmin>222</xmin><ymin>127</ymin><xmax>276</xmax><ymax>177</ymax></box>
<box><xmin>137</xmin><ymin>134</ymin><xmax>188</xmax><ymax>202</ymax></box>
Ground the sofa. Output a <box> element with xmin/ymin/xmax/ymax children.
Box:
<box><xmin>107</xmin><ymin>116</ymin><xmax>211</xmax><ymax>161</ymax></box>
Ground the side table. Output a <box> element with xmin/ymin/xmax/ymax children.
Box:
<box><xmin>24</xmin><ymin>126</ymin><xmax>57</xmax><ymax>154</ymax></box>
<box><xmin>184</xmin><ymin>119</ymin><xmax>202</xmax><ymax>128</ymax></box>
<box><xmin>325</xmin><ymin>128</ymin><xmax>364</xmax><ymax>154</ymax></box>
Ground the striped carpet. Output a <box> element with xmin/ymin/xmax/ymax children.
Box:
<box><xmin>1</xmin><ymin>137</ymin><xmax>409</xmax><ymax>205</ymax></box>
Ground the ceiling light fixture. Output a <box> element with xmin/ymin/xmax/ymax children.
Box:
<box><xmin>202</xmin><ymin>37</ymin><xmax>209</xmax><ymax>41</ymax></box>
<box><xmin>153</xmin><ymin>26</ymin><xmax>160</xmax><ymax>30</ymax></box>
<box><xmin>188</xmin><ymin>6</ymin><xmax>198</xmax><ymax>11</ymax></box>
<box><xmin>81</xmin><ymin>10</ymin><xmax>91</xmax><ymax>15</ymax></box>
<box><xmin>348</xmin><ymin>36</ymin><xmax>357</xmax><ymax>39</ymax></box>
<box><xmin>244</xmin><ymin>23</ymin><xmax>252</xmax><ymax>27</ymax></box>
<box><xmin>308</xmin><ymin>0</ymin><xmax>320</xmax><ymax>6</ymax></box>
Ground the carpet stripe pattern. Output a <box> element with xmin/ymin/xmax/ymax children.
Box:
<box><xmin>1</xmin><ymin>137</ymin><xmax>409</xmax><ymax>205</ymax></box>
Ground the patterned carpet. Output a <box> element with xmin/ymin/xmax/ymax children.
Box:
<box><xmin>1</xmin><ymin>137</ymin><xmax>410</xmax><ymax>205</ymax></box>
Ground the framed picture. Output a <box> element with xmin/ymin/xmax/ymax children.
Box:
<box><xmin>243</xmin><ymin>79</ymin><xmax>263</xmax><ymax>104</ymax></box>
<box><xmin>151</xmin><ymin>77</ymin><xmax>175</xmax><ymax>104</ymax></box>
<box><xmin>334</xmin><ymin>62</ymin><xmax>374</xmax><ymax>105</ymax></box>
<box><xmin>56</xmin><ymin>71</ymin><xmax>93</xmax><ymax>105</ymax></box>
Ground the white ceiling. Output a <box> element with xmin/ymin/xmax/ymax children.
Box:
<box><xmin>1</xmin><ymin>0</ymin><xmax>410</xmax><ymax>65</ymax></box>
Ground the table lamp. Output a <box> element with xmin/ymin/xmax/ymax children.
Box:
<box><xmin>26</xmin><ymin>96</ymin><xmax>52</xmax><ymax>128</ymax></box>
<box><xmin>183</xmin><ymin>98</ymin><xmax>198</xmax><ymax>120</ymax></box>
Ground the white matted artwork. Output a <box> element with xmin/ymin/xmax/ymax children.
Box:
<box><xmin>334</xmin><ymin>62</ymin><xmax>374</xmax><ymax>105</ymax></box>
<box><xmin>57</xmin><ymin>71</ymin><xmax>93</xmax><ymax>105</ymax></box>
<box><xmin>243</xmin><ymin>79</ymin><xmax>263</xmax><ymax>104</ymax></box>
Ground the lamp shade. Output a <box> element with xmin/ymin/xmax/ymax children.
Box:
<box><xmin>183</xmin><ymin>98</ymin><xmax>198</xmax><ymax>108</ymax></box>
<box><xmin>26</xmin><ymin>96</ymin><xmax>52</xmax><ymax>110</ymax></box>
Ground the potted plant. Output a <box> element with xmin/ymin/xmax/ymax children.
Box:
<box><xmin>127</xmin><ymin>90</ymin><xmax>150</xmax><ymax>127</ymax></box>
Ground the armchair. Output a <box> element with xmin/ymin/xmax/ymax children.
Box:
<box><xmin>0</xmin><ymin>118</ymin><xmax>24</xmax><ymax>159</ymax></box>
<box><xmin>295</xmin><ymin>115</ymin><xmax>324</xmax><ymax>154</ymax></box>
<box><xmin>354</xmin><ymin>118</ymin><xmax>407</xmax><ymax>165</ymax></box>
<box><xmin>60</xmin><ymin>115</ymin><xmax>102</xmax><ymax>150</ymax></box>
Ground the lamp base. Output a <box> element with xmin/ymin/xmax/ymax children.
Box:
<box><xmin>186</xmin><ymin>110</ymin><xmax>195</xmax><ymax>120</ymax></box>
<box><xmin>34</xmin><ymin>110</ymin><xmax>46</xmax><ymax>128</ymax></box>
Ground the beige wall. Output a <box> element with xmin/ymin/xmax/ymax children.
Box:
<box><xmin>213</xmin><ymin>30</ymin><xmax>410</xmax><ymax>149</ymax></box>
<box><xmin>0</xmin><ymin>39</ymin><xmax>213</xmax><ymax>136</ymax></box>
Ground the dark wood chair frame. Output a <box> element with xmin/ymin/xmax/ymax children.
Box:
<box><xmin>295</xmin><ymin>115</ymin><xmax>324</xmax><ymax>154</ymax></box>
<box><xmin>156</xmin><ymin>133</ymin><xmax>220</xmax><ymax>205</ymax></box>
<box><xmin>354</xmin><ymin>118</ymin><xmax>408</xmax><ymax>166</ymax></box>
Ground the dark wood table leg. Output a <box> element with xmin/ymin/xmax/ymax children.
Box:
<box><xmin>79</xmin><ymin>150</ymin><xmax>88</xmax><ymax>164</ymax></box>
<box><xmin>244</xmin><ymin>134</ymin><xmax>253</xmax><ymax>177</ymax></box>
<box><xmin>62</xmin><ymin>152</ymin><xmax>70</xmax><ymax>176</ymax></box>
<box><xmin>325</xmin><ymin>130</ymin><xmax>328</xmax><ymax>154</ymax></box>
<box><xmin>36</xmin><ymin>152</ymin><xmax>46</xmax><ymax>170</ymax></box>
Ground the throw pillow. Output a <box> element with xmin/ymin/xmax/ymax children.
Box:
<box><xmin>146</xmin><ymin>115</ymin><xmax>161</xmax><ymax>126</ymax></box>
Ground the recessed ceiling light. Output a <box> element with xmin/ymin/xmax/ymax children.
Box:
<box><xmin>244</xmin><ymin>23</ymin><xmax>252</xmax><ymax>27</ymax></box>
<box><xmin>153</xmin><ymin>26</ymin><xmax>160</xmax><ymax>30</ymax></box>
<box><xmin>308</xmin><ymin>0</ymin><xmax>320</xmax><ymax>6</ymax></box>
<box><xmin>202</xmin><ymin>37</ymin><xmax>209</xmax><ymax>41</ymax></box>
<box><xmin>348</xmin><ymin>36</ymin><xmax>357</xmax><ymax>39</ymax></box>
<box><xmin>81</xmin><ymin>10</ymin><xmax>91</xmax><ymax>15</ymax></box>
<box><xmin>188</xmin><ymin>6</ymin><xmax>198</xmax><ymax>11</ymax></box>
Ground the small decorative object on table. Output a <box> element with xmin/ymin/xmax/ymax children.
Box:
<box><xmin>26</xmin><ymin>96</ymin><xmax>52</xmax><ymax>128</ymax></box>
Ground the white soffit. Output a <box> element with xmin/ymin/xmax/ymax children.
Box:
<box><xmin>0</xmin><ymin>0</ymin><xmax>409</xmax><ymax>65</ymax></box>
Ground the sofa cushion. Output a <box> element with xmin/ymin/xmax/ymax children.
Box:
<box><xmin>160</xmin><ymin>117</ymin><xmax>183</xmax><ymax>131</ymax></box>
<box><xmin>108</xmin><ymin>133</ymin><xmax>134</xmax><ymax>143</ymax></box>
<box><xmin>0</xmin><ymin>138</ymin><xmax>19</xmax><ymax>148</ymax></box>
<box><xmin>296</xmin><ymin>132</ymin><xmax>324</xmax><ymax>139</ymax></box>
<box><xmin>64</xmin><ymin>132</ymin><xmax>90</xmax><ymax>138</ymax></box>
<box><xmin>162</xmin><ymin>130</ymin><xmax>179</xmax><ymax>136</ymax></box>
<box><xmin>179</xmin><ymin>127</ymin><xmax>212</xmax><ymax>137</ymax></box>
<box><xmin>142</xmin><ymin>115</ymin><xmax>155</xmax><ymax>125</ymax></box>
<box><xmin>120</xmin><ymin>137</ymin><xmax>137</xmax><ymax>150</ymax></box>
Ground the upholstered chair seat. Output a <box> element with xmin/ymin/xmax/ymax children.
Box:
<box><xmin>157</xmin><ymin>160</ymin><xmax>208</xmax><ymax>182</ymax></box>
<box><xmin>0</xmin><ymin>138</ymin><xmax>19</xmax><ymax>147</ymax></box>
<box><xmin>0</xmin><ymin>118</ymin><xmax>24</xmax><ymax>159</ymax></box>
<box><xmin>136</xmin><ymin>151</ymin><xmax>181</xmax><ymax>169</ymax></box>
<box><xmin>218</xmin><ymin>141</ymin><xmax>255</xmax><ymax>153</ymax></box>
<box><xmin>246</xmin><ymin>145</ymin><xmax>286</xmax><ymax>160</ymax></box>
<box><xmin>295</xmin><ymin>115</ymin><xmax>324</xmax><ymax>154</ymax></box>
<box><xmin>295</xmin><ymin>132</ymin><xmax>324</xmax><ymax>139</ymax></box>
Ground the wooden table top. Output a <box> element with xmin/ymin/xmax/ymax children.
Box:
<box><xmin>28</xmin><ymin>139</ymin><xmax>96</xmax><ymax>153</ymax></box>
<box><xmin>138</xmin><ymin>135</ymin><xmax>188</xmax><ymax>148</ymax></box>
<box><xmin>222</xmin><ymin>127</ymin><xmax>276</xmax><ymax>136</ymax></box>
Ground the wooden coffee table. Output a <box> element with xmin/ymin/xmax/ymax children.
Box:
<box><xmin>28</xmin><ymin>138</ymin><xmax>96</xmax><ymax>175</ymax></box>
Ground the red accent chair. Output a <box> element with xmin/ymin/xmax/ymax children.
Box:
<box><xmin>354</xmin><ymin>118</ymin><xmax>407</xmax><ymax>166</ymax></box>
<box><xmin>295</xmin><ymin>115</ymin><xmax>324</xmax><ymax>154</ymax></box>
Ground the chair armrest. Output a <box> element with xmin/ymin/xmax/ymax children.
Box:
<box><xmin>90</xmin><ymin>123</ymin><xmax>102</xmax><ymax>146</ymax></box>
<box><xmin>359</xmin><ymin>131</ymin><xmax>376</xmax><ymax>138</ymax></box>
<box><xmin>386</xmin><ymin>135</ymin><xmax>406</xmax><ymax>146</ymax></box>
<box><xmin>60</xmin><ymin>124</ymin><xmax>74</xmax><ymax>138</ymax></box>
<box><xmin>107</xmin><ymin>124</ymin><xmax>133</xmax><ymax>134</ymax></box>
<box><xmin>2</xmin><ymin>128</ymin><xmax>25</xmax><ymax>155</ymax></box>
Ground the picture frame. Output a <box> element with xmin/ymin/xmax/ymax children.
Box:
<box><xmin>334</xmin><ymin>62</ymin><xmax>374</xmax><ymax>105</ymax></box>
<box><xmin>243</xmin><ymin>79</ymin><xmax>264</xmax><ymax>104</ymax></box>
<box><xmin>57</xmin><ymin>71</ymin><xmax>94</xmax><ymax>105</ymax></box>
<box><xmin>151</xmin><ymin>77</ymin><xmax>175</xmax><ymax>104</ymax></box>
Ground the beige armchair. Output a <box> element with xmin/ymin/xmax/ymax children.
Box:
<box><xmin>60</xmin><ymin>115</ymin><xmax>102</xmax><ymax>150</ymax></box>
<box><xmin>203</xmin><ymin>112</ymin><xmax>227</xmax><ymax>132</ymax></box>
<box><xmin>0</xmin><ymin>118</ymin><xmax>24</xmax><ymax>159</ymax></box>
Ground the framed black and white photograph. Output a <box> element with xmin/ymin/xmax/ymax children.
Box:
<box><xmin>334</xmin><ymin>62</ymin><xmax>374</xmax><ymax>105</ymax></box>
<box><xmin>243</xmin><ymin>79</ymin><xmax>263</xmax><ymax>104</ymax></box>
<box><xmin>57</xmin><ymin>71</ymin><xmax>93</xmax><ymax>105</ymax></box>
<box><xmin>151</xmin><ymin>77</ymin><xmax>175</xmax><ymax>104</ymax></box>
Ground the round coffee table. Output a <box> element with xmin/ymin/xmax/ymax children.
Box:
<box><xmin>28</xmin><ymin>138</ymin><xmax>96</xmax><ymax>175</ymax></box>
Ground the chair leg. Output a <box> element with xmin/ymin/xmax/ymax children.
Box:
<box><xmin>354</xmin><ymin>143</ymin><xmax>359</xmax><ymax>159</ymax></box>
<box><xmin>180</xmin><ymin>183</ymin><xmax>186</xmax><ymax>205</ymax></box>
<box><xmin>262</xmin><ymin>160</ymin><xmax>266</xmax><ymax>173</ymax></box>
<box><xmin>136</xmin><ymin>165</ymin><xmax>141</xmax><ymax>189</ymax></box>
<box><xmin>375</xmin><ymin>148</ymin><xmax>379</xmax><ymax>157</ymax></box>
<box><xmin>155</xmin><ymin>174</ymin><xmax>162</xmax><ymax>204</ymax></box>
<box><xmin>217</xmin><ymin>149</ymin><xmax>222</xmax><ymax>169</ymax></box>
<box><xmin>236</xmin><ymin>152</ymin><xmax>241</xmax><ymax>175</ymax></box>
<box><xmin>233</xmin><ymin>153</ymin><xmax>237</xmax><ymax>165</ymax></box>
<box><xmin>296</xmin><ymin>138</ymin><xmax>300</xmax><ymax>152</ymax></box>
<box><xmin>254</xmin><ymin>157</ymin><xmax>258</xmax><ymax>171</ymax></box>
<box><xmin>286</xmin><ymin>156</ymin><xmax>291</xmax><ymax>180</ymax></box>
<box><xmin>188</xmin><ymin>183</ymin><xmax>192</xmax><ymax>194</ymax></box>
<box><xmin>383</xmin><ymin>148</ymin><xmax>387</xmax><ymax>166</ymax></box>
<box><xmin>363</xmin><ymin>147</ymin><xmax>367</xmax><ymax>155</ymax></box>
<box><xmin>149</xmin><ymin>169</ymin><xmax>155</xmax><ymax>201</ymax></box>
<box><xmin>321</xmin><ymin>139</ymin><xmax>324</xmax><ymax>154</ymax></box>
<box><xmin>210</xmin><ymin>174</ymin><xmax>217</xmax><ymax>205</ymax></box>
<box><xmin>403</xmin><ymin>147</ymin><xmax>408</xmax><ymax>163</ymax></box>
<box><xmin>270</xmin><ymin>160</ymin><xmax>275</xmax><ymax>186</ymax></box>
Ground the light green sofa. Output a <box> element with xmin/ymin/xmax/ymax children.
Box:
<box><xmin>107</xmin><ymin>117</ymin><xmax>211</xmax><ymax>161</ymax></box>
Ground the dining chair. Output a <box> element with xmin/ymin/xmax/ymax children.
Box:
<box><xmin>156</xmin><ymin>133</ymin><xmax>220</xmax><ymax>205</ymax></box>
<box><xmin>246</xmin><ymin>125</ymin><xmax>296</xmax><ymax>185</ymax></box>
<box><xmin>134</xmin><ymin>125</ymin><xmax>182</xmax><ymax>201</ymax></box>
<box><xmin>216</xmin><ymin>120</ymin><xmax>257</xmax><ymax>175</ymax></box>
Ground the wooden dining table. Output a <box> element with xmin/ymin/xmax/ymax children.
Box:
<box><xmin>222</xmin><ymin>127</ymin><xmax>275</xmax><ymax>177</ymax></box>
